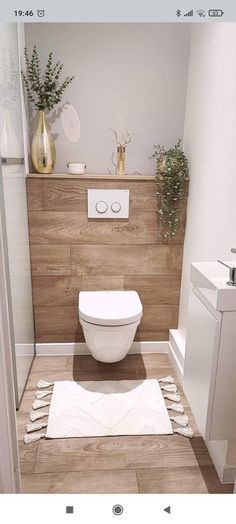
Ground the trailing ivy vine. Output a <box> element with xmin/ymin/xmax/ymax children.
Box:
<box><xmin>151</xmin><ymin>139</ymin><xmax>188</xmax><ymax>242</ymax></box>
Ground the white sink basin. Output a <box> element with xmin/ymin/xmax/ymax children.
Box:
<box><xmin>191</xmin><ymin>262</ymin><xmax>236</xmax><ymax>311</ymax></box>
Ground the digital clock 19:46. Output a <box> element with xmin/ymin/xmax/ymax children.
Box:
<box><xmin>14</xmin><ymin>10</ymin><xmax>34</xmax><ymax>16</ymax></box>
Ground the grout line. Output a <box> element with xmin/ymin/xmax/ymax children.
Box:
<box><xmin>135</xmin><ymin>470</ymin><xmax>141</xmax><ymax>494</ymax></box>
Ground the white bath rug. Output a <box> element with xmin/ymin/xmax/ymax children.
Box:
<box><xmin>46</xmin><ymin>379</ymin><xmax>173</xmax><ymax>438</ymax></box>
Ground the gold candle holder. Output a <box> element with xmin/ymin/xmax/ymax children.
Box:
<box><xmin>116</xmin><ymin>145</ymin><xmax>125</xmax><ymax>176</ymax></box>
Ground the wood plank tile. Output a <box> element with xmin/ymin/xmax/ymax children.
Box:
<box><xmin>34</xmin><ymin>434</ymin><xmax>208</xmax><ymax>474</ymax></box>
<box><xmin>67</xmin><ymin>354</ymin><xmax>147</xmax><ymax>373</ymax></box>
<box><xmin>30</xmin><ymin>245</ymin><xmax>71</xmax><ymax>275</ymax></box>
<box><xmin>21</xmin><ymin>469</ymin><xmax>138</xmax><ymax>494</ymax></box>
<box><xmin>136</xmin><ymin>353</ymin><xmax>171</xmax><ymax>368</ymax></box>
<box><xmin>17</xmin><ymin>354</ymin><xmax>229</xmax><ymax>494</ymax></box>
<box><xmin>124</xmin><ymin>275</ymin><xmax>181</xmax><ymax>305</ymax></box>
<box><xmin>134</xmin><ymin>330</ymin><xmax>169</xmax><ymax>341</ymax></box>
<box><xmin>34</xmin><ymin>304</ymin><xmax>177</xmax><ymax>343</ymax></box>
<box><xmin>36</xmin><ymin>332</ymin><xmax>169</xmax><ymax>344</ymax></box>
<box><xmin>26</xmin><ymin>178</ymin><xmax>42</xmax><ymax>210</ymax></box>
<box><xmin>28</xmin><ymin>211</ymin><xmax>158</xmax><ymax>245</ymax></box>
<box><xmin>25</xmin><ymin>370</ymin><xmax>75</xmax><ymax>391</ymax></box>
<box><xmin>42</xmin><ymin>180</ymin><xmax>87</xmax><ymax>212</ymax></box>
<box><xmin>25</xmin><ymin>368</ymin><xmax>140</xmax><ymax>388</ymax></box>
<box><xmin>16</xmin><ymin>388</ymin><xmax>39</xmax><ymax>468</ymax></box>
<box><xmin>187</xmin><ymin>436</ymin><xmax>223</xmax><ymax>467</ymax></box>
<box><xmin>32</xmin><ymin>276</ymin><xmax>123</xmax><ymax>306</ymax></box>
<box><xmin>17</xmin><ymin>400</ymin><xmax>36</xmax><ymax>440</ymax></box>
<box><xmin>35</xmin><ymin>333</ymin><xmax>85</xmax><ymax>343</ymax></box>
<box><xmin>28</xmin><ymin>176</ymin><xmax>187</xmax><ymax>345</ymax></box>
<box><xmin>31</xmin><ymin>356</ymin><xmax>68</xmax><ymax>373</ymax></box>
<box><xmin>139</xmin><ymin>305</ymin><xmax>179</xmax><ymax>332</ymax></box>
<box><xmin>42</xmin><ymin>179</ymin><xmax>157</xmax><ymax>213</ymax></box>
<box><xmin>197</xmin><ymin>466</ymin><xmax>233</xmax><ymax>494</ymax></box>
<box><xmin>34</xmin><ymin>306</ymin><xmax>80</xmax><ymax>335</ymax></box>
<box><xmin>18</xmin><ymin>442</ymin><xmax>39</xmax><ymax>475</ymax></box>
<box><xmin>135</xmin><ymin>353</ymin><xmax>175</xmax><ymax>378</ymax></box>
<box><xmin>68</xmin><ymin>369</ymin><xmax>138</xmax><ymax>381</ymax></box>
<box><xmin>136</xmin><ymin>466</ymin><xmax>208</xmax><ymax>493</ymax></box>
<box><xmin>71</xmin><ymin>245</ymin><xmax>183</xmax><ymax>276</ymax></box>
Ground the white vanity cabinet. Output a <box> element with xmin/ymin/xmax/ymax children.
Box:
<box><xmin>184</xmin><ymin>262</ymin><xmax>236</xmax><ymax>441</ymax></box>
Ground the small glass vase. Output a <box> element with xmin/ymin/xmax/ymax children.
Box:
<box><xmin>31</xmin><ymin>110</ymin><xmax>56</xmax><ymax>174</ymax></box>
<box><xmin>116</xmin><ymin>145</ymin><xmax>125</xmax><ymax>176</ymax></box>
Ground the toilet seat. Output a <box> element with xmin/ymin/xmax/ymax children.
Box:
<box><xmin>79</xmin><ymin>290</ymin><xmax>143</xmax><ymax>326</ymax></box>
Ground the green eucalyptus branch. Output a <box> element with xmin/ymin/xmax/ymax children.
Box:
<box><xmin>22</xmin><ymin>46</ymin><xmax>75</xmax><ymax>112</ymax></box>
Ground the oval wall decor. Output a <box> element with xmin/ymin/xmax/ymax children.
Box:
<box><xmin>61</xmin><ymin>102</ymin><xmax>81</xmax><ymax>143</ymax></box>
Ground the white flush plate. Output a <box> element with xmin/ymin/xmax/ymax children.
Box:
<box><xmin>88</xmin><ymin>189</ymin><xmax>129</xmax><ymax>219</ymax></box>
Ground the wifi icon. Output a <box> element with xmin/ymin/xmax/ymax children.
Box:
<box><xmin>184</xmin><ymin>9</ymin><xmax>193</xmax><ymax>17</ymax></box>
<box><xmin>197</xmin><ymin>9</ymin><xmax>206</xmax><ymax>17</ymax></box>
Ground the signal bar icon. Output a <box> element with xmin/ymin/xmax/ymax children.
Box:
<box><xmin>184</xmin><ymin>9</ymin><xmax>194</xmax><ymax>17</ymax></box>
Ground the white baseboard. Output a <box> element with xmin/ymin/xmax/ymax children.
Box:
<box><xmin>206</xmin><ymin>440</ymin><xmax>236</xmax><ymax>484</ymax></box>
<box><xmin>36</xmin><ymin>340</ymin><xmax>169</xmax><ymax>356</ymax></box>
<box><xmin>168</xmin><ymin>329</ymin><xmax>185</xmax><ymax>385</ymax></box>
<box><xmin>15</xmin><ymin>343</ymin><xmax>35</xmax><ymax>357</ymax></box>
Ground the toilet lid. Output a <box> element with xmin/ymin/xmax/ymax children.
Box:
<box><xmin>79</xmin><ymin>291</ymin><xmax>143</xmax><ymax>326</ymax></box>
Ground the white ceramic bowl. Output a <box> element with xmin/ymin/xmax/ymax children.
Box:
<box><xmin>67</xmin><ymin>162</ymin><xmax>86</xmax><ymax>174</ymax></box>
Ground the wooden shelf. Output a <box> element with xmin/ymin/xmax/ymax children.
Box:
<box><xmin>27</xmin><ymin>173</ymin><xmax>156</xmax><ymax>180</ymax></box>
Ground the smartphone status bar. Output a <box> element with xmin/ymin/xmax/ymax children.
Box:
<box><xmin>0</xmin><ymin>1</ymin><xmax>235</xmax><ymax>23</ymax></box>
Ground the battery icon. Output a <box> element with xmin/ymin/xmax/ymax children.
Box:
<box><xmin>208</xmin><ymin>9</ymin><xmax>224</xmax><ymax>17</ymax></box>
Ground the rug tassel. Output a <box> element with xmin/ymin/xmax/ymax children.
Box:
<box><xmin>167</xmin><ymin>403</ymin><xmax>184</xmax><ymax>414</ymax></box>
<box><xmin>37</xmin><ymin>379</ymin><xmax>54</xmax><ymax>389</ymax></box>
<box><xmin>26</xmin><ymin>422</ymin><xmax>48</xmax><ymax>433</ymax></box>
<box><xmin>158</xmin><ymin>375</ymin><xmax>174</xmax><ymax>384</ymax></box>
<box><xmin>24</xmin><ymin>433</ymin><xmax>46</xmax><ymax>445</ymax></box>
<box><xmin>160</xmin><ymin>384</ymin><xmax>177</xmax><ymax>393</ymax></box>
<box><xmin>170</xmin><ymin>415</ymin><xmax>189</xmax><ymax>427</ymax></box>
<box><xmin>163</xmin><ymin>393</ymin><xmax>180</xmax><ymax>403</ymax></box>
<box><xmin>32</xmin><ymin>399</ymin><xmax>50</xmax><ymax>410</ymax></box>
<box><xmin>35</xmin><ymin>390</ymin><xmax>53</xmax><ymax>399</ymax></box>
<box><xmin>173</xmin><ymin>427</ymin><xmax>194</xmax><ymax>438</ymax></box>
<box><xmin>30</xmin><ymin>411</ymin><xmax>49</xmax><ymax>422</ymax></box>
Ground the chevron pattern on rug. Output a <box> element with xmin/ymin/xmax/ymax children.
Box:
<box><xmin>46</xmin><ymin>379</ymin><xmax>173</xmax><ymax>438</ymax></box>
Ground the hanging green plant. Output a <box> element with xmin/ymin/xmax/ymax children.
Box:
<box><xmin>151</xmin><ymin>139</ymin><xmax>188</xmax><ymax>242</ymax></box>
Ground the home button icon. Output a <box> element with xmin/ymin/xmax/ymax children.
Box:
<box><xmin>112</xmin><ymin>504</ymin><xmax>124</xmax><ymax>516</ymax></box>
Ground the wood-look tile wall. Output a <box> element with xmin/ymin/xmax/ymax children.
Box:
<box><xmin>26</xmin><ymin>177</ymin><xmax>188</xmax><ymax>343</ymax></box>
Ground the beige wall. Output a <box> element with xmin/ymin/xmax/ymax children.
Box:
<box><xmin>178</xmin><ymin>23</ymin><xmax>236</xmax><ymax>480</ymax></box>
<box><xmin>179</xmin><ymin>23</ymin><xmax>236</xmax><ymax>343</ymax></box>
<box><xmin>25</xmin><ymin>23</ymin><xmax>190</xmax><ymax>174</ymax></box>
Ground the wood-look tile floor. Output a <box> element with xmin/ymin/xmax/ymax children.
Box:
<box><xmin>17</xmin><ymin>354</ymin><xmax>233</xmax><ymax>494</ymax></box>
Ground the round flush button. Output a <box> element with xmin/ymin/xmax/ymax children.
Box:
<box><xmin>111</xmin><ymin>201</ymin><xmax>121</xmax><ymax>213</ymax></box>
<box><xmin>95</xmin><ymin>200</ymin><xmax>108</xmax><ymax>213</ymax></box>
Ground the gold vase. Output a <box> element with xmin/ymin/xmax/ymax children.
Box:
<box><xmin>116</xmin><ymin>145</ymin><xmax>125</xmax><ymax>176</ymax></box>
<box><xmin>31</xmin><ymin>110</ymin><xmax>56</xmax><ymax>174</ymax></box>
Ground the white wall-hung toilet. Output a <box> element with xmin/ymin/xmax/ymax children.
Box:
<box><xmin>78</xmin><ymin>291</ymin><xmax>143</xmax><ymax>363</ymax></box>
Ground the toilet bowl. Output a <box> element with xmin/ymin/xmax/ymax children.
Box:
<box><xmin>78</xmin><ymin>290</ymin><xmax>143</xmax><ymax>363</ymax></box>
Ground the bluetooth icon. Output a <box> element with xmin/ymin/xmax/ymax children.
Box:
<box><xmin>176</xmin><ymin>9</ymin><xmax>181</xmax><ymax>17</ymax></box>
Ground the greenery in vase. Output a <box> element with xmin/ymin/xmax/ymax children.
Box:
<box><xmin>22</xmin><ymin>46</ymin><xmax>75</xmax><ymax>111</ymax></box>
<box><xmin>151</xmin><ymin>139</ymin><xmax>188</xmax><ymax>242</ymax></box>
